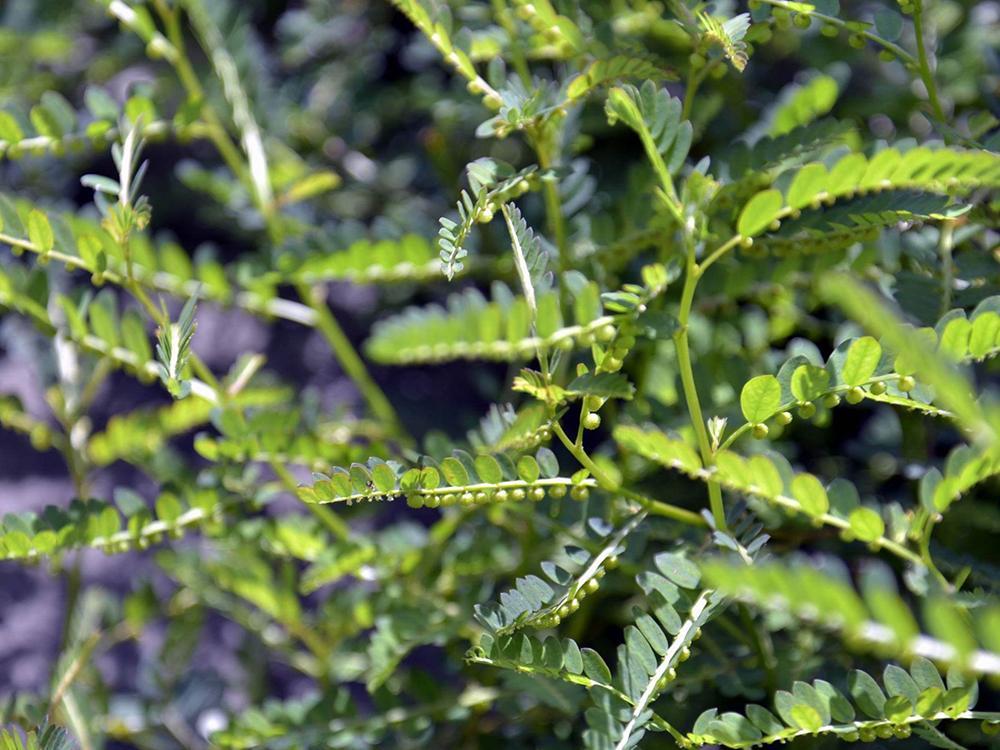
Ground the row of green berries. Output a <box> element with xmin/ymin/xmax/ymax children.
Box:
<box><xmin>743</xmin><ymin>1</ymin><xmax>899</xmax><ymax>61</ymax></box>
<box><xmin>531</xmin><ymin>564</ymin><xmax>615</xmax><ymax>628</ymax></box>
<box><xmin>751</xmin><ymin>377</ymin><xmax>916</xmax><ymax>439</ymax></box>
<box><xmin>405</xmin><ymin>482</ymin><xmax>590</xmax><ymax>509</ymax></box>
<box><xmin>841</xmin><ymin>722</ymin><xmax>913</xmax><ymax>742</ymax></box>
<box><xmin>472</xmin><ymin>178</ymin><xmax>533</xmax><ymax>224</ymax></box>
<box><xmin>580</xmin><ymin>320</ymin><xmax>638</xmax><ymax>431</ymax></box>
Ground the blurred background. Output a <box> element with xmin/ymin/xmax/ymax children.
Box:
<box><xmin>1</xmin><ymin>0</ymin><xmax>998</xmax><ymax>747</ymax></box>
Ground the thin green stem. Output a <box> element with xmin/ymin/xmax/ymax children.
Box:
<box><xmin>270</xmin><ymin>459</ymin><xmax>351</xmax><ymax>541</ymax></box>
<box><xmin>675</xmin><ymin>252</ymin><xmax>727</xmax><ymax>530</ymax></box>
<box><xmin>939</xmin><ymin>221</ymin><xmax>955</xmax><ymax>317</ymax></box>
<box><xmin>295</xmin><ymin>282</ymin><xmax>407</xmax><ymax>443</ymax></box>
<box><xmin>155</xmin><ymin>0</ymin><xmax>254</xmax><ymax>194</ymax></box>
<box><xmin>491</xmin><ymin>0</ymin><xmax>532</xmax><ymax>85</ymax></box>
<box><xmin>912</xmin><ymin>1</ymin><xmax>947</xmax><ymax>122</ymax></box>
<box><xmin>698</xmin><ymin>234</ymin><xmax>742</xmax><ymax>276</ymax></box>
<box><xmin>536</xmin><ymin>146</ymin><xmax>569</xmax><ymax>276</ymax></box>
<box><xmin>758</xmin><ymin>0</ymin><xmax>917</xmax><ymax>66</ymax></box>
<box><xmin>551</xmin><ymin>422</ymin><xmax>705</xmax><ymax>526</ymax></box>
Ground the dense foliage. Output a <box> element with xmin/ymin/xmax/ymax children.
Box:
<box><xmin>1</xmin><ymin>0</ymin><xmax>999</xmax><ymax>748</ymax></box>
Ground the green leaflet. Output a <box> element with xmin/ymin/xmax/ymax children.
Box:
<box><xmin>702</xmin><ymin>558</ymin><xmax>1000</xmax><ymax>677</ymax></box>
<box><xmin>689</xmin><ymin>662</ymin><xmax>990</xmax><ymax>748</ymax></box>
<box><xmin>298</xmin><ymin>446</ymin><xmax>592</xmax><ymax>507</ymax></box>
<box><xmin>614</xmin><ymin>424</ymin><xmax>902</xmax><ymax>550</ymax></box>
<box><xmin>474</xmin><ymin>512</ymin><xmax>647</xmax><ymax>634</ymax></box>
<box><xmin>737</xmin><ymin>147</ymin><xmax>1000</xmax><ymax>238</ymax></box>
<box><xmin>0</xmin><ymin>493</ymin><xmax>220</xmax><ymax>561</ymax></box>
<box><xmin>740</xmin><ymin>374</ymin><xmax>782</xmax><ymax>423</ymax></box>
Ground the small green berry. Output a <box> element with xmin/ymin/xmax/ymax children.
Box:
<box><xmin>869</xmin><ymin>381</ymin><xmax>886</xmax><ymax>395</ymax></box>
<box><xmin>586</xmin><ymin>578</ymin><xmax>599</xmax><ymax>593</ymax></box>
<box><xmin>596</xmin><ymin>324</ymin><xmax>616</xmax><ymax>342</ymax></box>
<box><xmin>777</xmin><ymin>411</ymin><xmax>793</xmax><ymax>426</ymax></box>
<box><xmin>898</xmin><ymin>375</ymin><xmax>916</xmax><ymax>392</ymax></box>
<box><xmin>549</xmin><ymin>484</ymin><xmax>566</xmax><ymax>499</ymax></box>
<box><xmin>798</xmin><ymin>401</ymin><xmax>816</xmax><ymax>419</ymax></box>
<box><xmin>512</xmin><ymin>488</ymin><xmax>527</xmax><ymax>502</ymax></box>
<box><xmin>583</xmin><ymin>412</ymin><xmax>601</xmax><ymax>430</ymax></box>
<box><xmin>752</xmin><ymin>423</ymin><xmax>769</xmax><ymax>439</ymax></box>
<box><xmin>846</xmin><ymin>386</ymin><xmax>865</xmax><ymax>404</ymax></box>
<box><xmin>793</xmin><ymin>13</ymin><xmax>811</xmax><ymax>28</ymax></box>
<box><xmin>571</xmin><ymin>485</ymin><xmax>589</xmax><ymax>502</ymax></box>
<box><xmin>530</xmin><ymin>487</ymin><xmax>546</xmax><ymax>502</ymax></box>
<box><xmin>823</xmin><ymin>393</ymin><xmax>841</xmax><ymax>408</ymax></box>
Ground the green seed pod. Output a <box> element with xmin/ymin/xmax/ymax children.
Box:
<box><xmin>823</xmin><ymin>393</ymin><xmax>841</xmax><ymax>408</ymax></box>
<box><xmin>583</xmin><ymin>412</ymin><xmax>601</xmax><ymax>430</ymax></box>
<box><xmin>549</xmin><ymin>483</ymin><xmax>566</xmax><ymax>499</ymax></box>
<box><xmin>879</xmin><ymin>49</ymin><xmax>896</xmax><ymax>62</ymax></box>
<box><xmin>869</xmin><ymin>381</ymin><xmax>886</xmax><ymax>395</ymax></box>
<box><xmin>530</xmin><ymin>487</ymin><xmax>546</xmax><ymax>502</ymax></box>
<box><xmin>752</xmin><ymin>423</ymin><xmax>769</xmax><ymax>439</ymax></box>
<box><xmin>586</xmin><ymin>578</ymin><xmax>599</xmax><ymax>593</ymax></box>
<box><xmin>821</xmin><ymin>22</ymin><xmax>839</xmax><ymax>37</ymax></box>
<box><xmin>793</xmin><ymin>13</ymin><xmax>811</xmax><ymax>28</ymax></box>
<box><xmin>846</xmin><ymin>386</ymin><xmax>865</xmax><ymax>404</ymax></box>
<box><xmin>605</xmin><ymin>554</ymin><xmax>619</xmax><ymax>569</ymax></box>
<box><xmin>512</xmin><ymin>488</ymin><xmax>527</xmax><ymax>502</ymax></box>
<box><xmin>596</xmin><ymin>324</ymin><xmax>616</xmax><ymax>342</ymax></box>
<box><xmin>777</xmin><ymin>411</ymin><xmax>793</xmax><ymax>426</ymax></box>
<box><xmin>571</xmin><ymin>485</ymin><xmax>589</xmax><ymax>502</ymax></box>
<box><xmin>603</xmin><ymin>356</ymin><xmax>623</xmax><ymax>372</ymax></box>
<box><xmin>848</xmin><ymin>34</ymin><xmax>866</xmax><ymax>49</ymax></box>
<box><xmin>898</xmin><ymin>375</ymin><xmax>916</xmax><ymax>392</ymax></box>
<box><xmin>569</xmin><ymin>598</ymin><xmax>580</xmax><ymax>611</ymax></box>
<box><xmin>494</xmin><ymin>489</ymin><xmax>509</xmax><ymax>503</ymax></box>
<box><xmin>558</xmin><ymin>605</ymin><xmax>570</xmax><ymax>618</ymax></box>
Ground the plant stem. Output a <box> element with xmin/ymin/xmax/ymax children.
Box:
<box><xmin>155</xmin><ymin>0</ymin><xmax>255</xmax><ymax>194</ymax></box>
<box><xmin>551</xmin><ymin>422</ymin><xmax>705</xmax><ymax>526</ymax></box>
<box><xmin>270</xmin><ymin>458</ymin><xmax>351</xmax><ymax>541</ymax></box>
<box><xmin>939</xmin><ymin>220</ymin><xmax>955</xmax><ymax>317</ymax></box>
<box><xmin>912</xmin><ymin>1</ymin><xmax>947</xmax><ymax>122</ymax></box>
<box><xmin>295</xmin><ymin>282</ymin><xmax>407</xmax><ymax>443</ymax></box>
<box><xmin>536</xmin><ymin>146</ymin><xmax>569</xmax><ymax>276</ymax></box>
<box><xmin>675</xmin><ymin>251</ymin><xmax>727</xmax><ymax>530</ymax></box>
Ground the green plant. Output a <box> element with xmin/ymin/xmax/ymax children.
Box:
<box><xmin>1</xmin><ymin>0</ymin><xmax>998</xmax><ymax>748</ymax></box>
